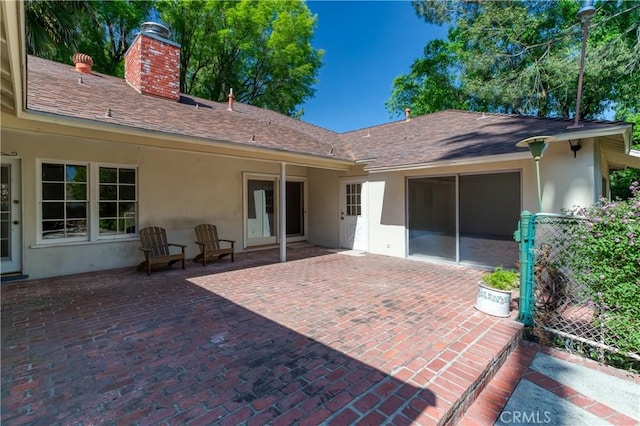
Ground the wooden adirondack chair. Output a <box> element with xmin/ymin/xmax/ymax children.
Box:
<box><xmin>137</xmin><ymin>226</ymin><xmax>187</xmax><ymax>275</ymax></box>
<box><xmin>193</xmin><ymin>224</ymin><xmax>235</xmax><ymax>266</ymax></box>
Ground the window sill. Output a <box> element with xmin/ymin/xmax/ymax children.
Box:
<box><xmin>30</xmin><ymin>237</ymin><xmax>139</xmax><ymax>249</ymax></box>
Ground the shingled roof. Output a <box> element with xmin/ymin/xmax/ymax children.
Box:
<box><xmin>26</xmin><ymin>55</ymin><xmax>630</xmax><ymax>170</ymax></box>
<box><xmin>26</xmin><ymin>55</ymin><xmax>353</xmax><ymax>162</ymax></box>
<box><xmin>341</xmin><ymin>110</ymin><xmax>629</xmax><ymax>170</ymax></box>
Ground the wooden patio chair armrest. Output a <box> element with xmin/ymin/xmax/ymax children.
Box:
<box><xmin>195</xmin><ymin>241</ymin><xmax>206</xmax><ymax>247</ymax></box>
<box><xmin>139</xmin><ymin>247</ymin><xmax>151</xmax><ymax>253</ymax></box>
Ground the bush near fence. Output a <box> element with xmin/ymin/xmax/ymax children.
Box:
<box><xmin>531</xmin><ymin>182</ymin><xmax>640</xmax><ymax>371</ymax></box>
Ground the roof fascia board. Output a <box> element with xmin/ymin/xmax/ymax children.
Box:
<box><xmin>365</xmin><ymin>152</ymin><xmax>532</xmax><ymax>173</ymax></box>
<box><xmin>2</xmin><ymin>110</ymin><xmax>354</xmax><ymax>171</ymax></box>
<box><xmin>2</xmin><ymin>0</ymin><xmax>25</xmax><ymax>115</ymax></box>
<box><xmin>552</xmin><ymin>125</ymin><xmax>633</xmax><ymax>153</ymax></box>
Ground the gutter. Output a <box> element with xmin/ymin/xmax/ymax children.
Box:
<box><xmin>364</xmin><ymin>152</ymin><xmax>532</xmax><ymax>173</ymax></box>
<box><xmin>2</xmin><ymin>109</ymin><xmax>356</xmax><ymax>171</ymax></box>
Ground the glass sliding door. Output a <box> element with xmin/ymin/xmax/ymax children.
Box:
<box><xmin>408</xmin><ymin>176</ymin><xmax>456</xmax><ymax>261</ymax></box>
<box><xmin>245</xmin><ymin>178</ymin><xmax>276</xmax><ymax>246</ymax></box>
<box><xmin>408</xmin><ymin>172</ymin><xmax>520</xmax><ymax>268</ymax></box>
<box><xmin>459</xmin><ymin>172</ymin><xmax>520</xmax><ymax>268</ymax></box>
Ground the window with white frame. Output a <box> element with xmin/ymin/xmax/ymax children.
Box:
<box><xmin>40</xmin><ymin>161</ymin><xmax>137</xmax><ymax>242</ymax></box>
<box><xmin>98</xmin><ymin>167</ymin><xmax>137</xmax><ymax>236</ymax></box>
<box><xmin>42</xmin><ymin>162</ymin><xmax>88</xmax><ymax>239</ymax></box>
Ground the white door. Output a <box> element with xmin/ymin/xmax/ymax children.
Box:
<box><xmin>340</xmin><ymin>179</ymin><xmax>367</xmax><ymax>250</ymax></box>
<box><xmin>1</xmin><ymin>158</ymin><xmax>22</xmax><ymax>274</ymax></box>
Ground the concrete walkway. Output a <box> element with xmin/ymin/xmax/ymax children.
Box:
<box><xmin>460</xmin><ymin>340</ymin><xmax>640</xmax><ymax>425</ymax></box>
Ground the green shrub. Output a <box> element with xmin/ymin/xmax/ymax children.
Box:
<box><xmin>562</xmin><ymin>181</ymin><xmax>640</xmax><ymax>361</ymax></box>
<box><xmin>482</xmin><ymin>267</ymin><xmax>519</xmax><ymax>291</ymax></box>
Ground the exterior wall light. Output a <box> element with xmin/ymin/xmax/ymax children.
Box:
<box><xmin>568</xmin><ymin>139</ymin><xmax>582</xmax><ymax>157</ymax></box>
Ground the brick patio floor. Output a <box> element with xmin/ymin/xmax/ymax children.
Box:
<box><xmin>1</xmin><ymin>246</ymin><xmax>523</xmax><ymax>425</ymax></box>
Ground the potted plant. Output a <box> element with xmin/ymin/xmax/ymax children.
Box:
<box><xmin>475</xmin><ymin>267</ymin><xmax>519</xmax><ymax>317</ymax></box>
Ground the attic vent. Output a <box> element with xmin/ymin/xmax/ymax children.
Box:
<box><xmin>140</xmin><ymin>22</ymin><xmax>172</xmax><ymax>40</ymax></box>
<box><xmin>72</xmin><ymin>53</ymin><xmax>93</xmax><ymax>74</ymax></box>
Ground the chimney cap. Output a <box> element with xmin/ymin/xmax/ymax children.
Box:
<box><xmin>140</xmin><ymin>22</ymin><xmax>172</xmax><ymax>40</ymax></box>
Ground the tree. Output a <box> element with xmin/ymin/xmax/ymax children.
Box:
<box><xmin>26</xmin><ymin>0</ymin><xmax>152</xmax><ymax>76</ymax></box>
<box><xmin>156</xmin><ymin>0</ymin><xmax>323</xmax><ymax>116</ymax></box>
<box><xmin>385</xmin><ymin>39</ymin><xmax>465</xmax><ymax>116</ymax></box>
<box><xmin>76</xmin><ymin>1</ymin><xmax>154</xmax><ymax>76</ymax></box>
<box><xmin>388</xmin><ymin>0</ymin><xmax>640</xmax><ymax>121</ymax></box>
<box><xmin>25</xmin><ymin>0</ymin><xmax>90</xmax><ymax>59</ymax></box>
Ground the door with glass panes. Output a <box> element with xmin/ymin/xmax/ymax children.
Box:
<box><xmin>1</xmin><ymin>158</ymin><xmax>22</xmax><ymax>273</ymax></box>
<box><xmin>340</xmin><ymin>179</ymin><xmax>367</xmax><ymax>250</ymax></box>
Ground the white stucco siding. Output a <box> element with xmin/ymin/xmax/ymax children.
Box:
<box><xmin>366</xmin><ymin>175</ymin><xmax>406</xmax><ymax>257</ymax></box>
<box><xmin>2</xmin><ymin>129</ymin><xmax>145</xmax><ymax>278</ymax></box>
<box><xmin>307</xmin><ymin>168</ymin><xmax>341</xmax><ymax>248</ymax></box>
<box><xmin>2</xmin><ymin>129</ymin><xmax>323</xmax><ymax>279</ymax></box>
<box><xmin>539</xmin><ymin>139</ymin><xmax>597</xmax><ymax>213</ymax></box>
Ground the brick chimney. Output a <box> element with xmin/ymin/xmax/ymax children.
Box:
<box><xmin>124</xmin><ymin>22</ymin><xmax>180</xmax><ymax>101</ymax></box>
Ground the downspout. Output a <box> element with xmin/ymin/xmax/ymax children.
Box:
<box><xmin>280</xmin><ymin>162</ymin><xmax>287</xmax><ymax>262</ymax></box>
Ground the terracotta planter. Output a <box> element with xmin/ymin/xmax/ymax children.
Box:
<box><xmin>475</xmin><ymin>281</ymin><xmax>512</xmax><ymax>317</ymax></box>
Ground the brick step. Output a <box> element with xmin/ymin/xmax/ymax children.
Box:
<box><xmin>433</xmin><ymin>319</ymin><xmax>524</xmax><ymax>425</ymax></box>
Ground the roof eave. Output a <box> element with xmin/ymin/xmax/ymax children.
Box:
<box><xmin>3</xmin><ymin>108</ymin><xmax>355</xmax><ymax>170</ymax></box>
<box><xmin>364</xmin><ymin>152</ymin><xmax>532</xmax><ymax>173</ymax></box>
<box><xmin>550</xmin><ymin>124</ymin><xmax>634</xmax><ymax>153</ymax></box>
<box><xmin>0</xmin><ymin>0</ymin><xmax>25</xmax><ymax>115</ymax></box>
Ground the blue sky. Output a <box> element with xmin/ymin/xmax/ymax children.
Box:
<box><xmin>301</xmin><ymin>1</ymin><xmax>449</xmax><ymax>133</ymax></box>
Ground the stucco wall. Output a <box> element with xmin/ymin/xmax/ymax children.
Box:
<box><xmin>1</xmin><ymin>125</ymin><xmax>602</xmax><ymax>277</ymax></box>
<box><xmin>307</xmin><ymin>168</ymin><xmax>341</xmax><ymax>248</ymax></box>
<box><xmin>365</xmin><ymin>143</ymin><xmax>599</xmax><ymax>260</ymax></box>
<box><xmin>539</xmin><ymin>139</ymin><xmax>597</xmax><ymax>212</ymax></box>
<box><xmin>2</xmin><ymin>128</ymin><xmax>340</xmax><ymax>279</ymax></box>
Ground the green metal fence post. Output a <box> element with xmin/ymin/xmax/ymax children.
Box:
<box><xmin>514</xmin><ymin>210</ymin><xmax>534</xmax><ymax>326</ymax></box>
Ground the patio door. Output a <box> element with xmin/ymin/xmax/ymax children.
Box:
<box><xmin>243</xmin><ymin>174</ymin><xmax>308</xmax><ymax>248</ymax></box>
<box><xmin>340</xmin><ymin>178</ymin><xmax>367</xmax><ymax>250</ymax></box>
<box><xmin>1</xmin><ymin>158</ymin><xmax>22</xmax><ymax>274</ymax></box>
<box><xmin>244</xmin><ymin>176</ymin><xmax>277</xmax><ymax>247</ymax></box>
<box><xmin>286</xmin><ymin>180</ymin><xmax>306</xmax><ymax>239</ymax></box>
<box><xmin>407</xmin><ymin>176</ymin><xmax>457</xmax><ymax>261</ymax></box>
<box><xmin>407</xmin><ymin>172</ymin><xmax>520</xmax><ymax>268</ymax></box>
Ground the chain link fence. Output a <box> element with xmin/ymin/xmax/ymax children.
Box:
<box><xmin>529</xmin><ymin>214</ymin><xmax>640</xmax><ymax>368</ymax></box>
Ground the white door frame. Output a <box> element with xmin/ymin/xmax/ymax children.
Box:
<box><xmin>285</xmin><ymin>177</ymin><xmax>307</xmax><ymax>243</ymax></box>
<box><xmin>1</xmin><ymin>157</ymin><xmax>22</xmax><ymax>274</ymax></box>
<box><xmin>243</xmin><ymin>173</ymin><xmax>278</xmax><ymax>248</ymax></box>
<box><xmin>339</xmin><ymin>177</ymin><xmax>368</xmax><ymax>251</ymax></box>
<box><xmin>242</xmin><ymin>172</ymin><xmax>309</xmax><ymax>249</ymax></box>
